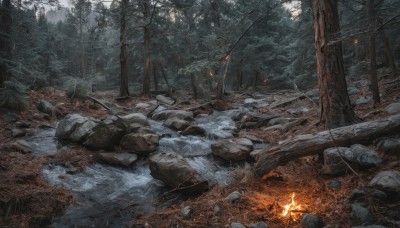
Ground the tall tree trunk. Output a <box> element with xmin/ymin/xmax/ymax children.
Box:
<box><xmin>79</xmin><ymin>14</ymin><xmax>86</xmax><ymax>79</ymax></box>
<box><xmin>153</xmin><ymin>63</ymin><xmax>158</xmax><ymax>92</ymax></box>
<box><xmin>0</xmin><ymin>0</ymin><xmax>12</xmax><ymax>87</ymax></box>
<box><xmin>367</xmin><ymin>0</ymin><xmax>380</xmax><ymax>104</ymax></box>
<box><xmin>119</xmin><ymin>0</ymin><xmax>129</xmax><ymax>97</ymax></box>
<box><xmin>142</xmin><ymin>0</ymin><xmax>151</xmax><ymax>97</ymax></box>
<box><xmin>377</xmin><ymin>18</ymin><xmax>398</xmax><ymax>78</ymax></box>
<box><xmin>236</xmin><ymin>67</ymin><xmax>242</xmax><ymax>90</ymax></box>
<box><xmin>312</xmin><ymin>0</ymin><xmax>359</xmax><ymax>129</ymax></box>
<box><xmin>191</xmin><ymin>74</ymin><xmax>198</xmax><ymax>99</ymax></box>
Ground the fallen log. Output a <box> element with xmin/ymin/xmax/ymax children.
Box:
<box><xmin>254</xmin><ymin>114</ymin><xmax>400</xmax><ymax>177</ymax></box>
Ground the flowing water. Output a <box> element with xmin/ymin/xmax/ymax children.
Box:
<box><xmin>35</xmin><ymin>109</ymin><xmax>251</xmax><ymax>227</ymax></box>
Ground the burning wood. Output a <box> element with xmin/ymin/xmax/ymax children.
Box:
<box><xmin>281</xmin><ymin>192</ymin><xmax>305</xmax><ymax>220</ymax></box>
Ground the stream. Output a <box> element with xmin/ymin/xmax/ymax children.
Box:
<box><xmin>31</xmin><ymin>109</ymin><xmax>254</xmax><ymax>227</ymax></box>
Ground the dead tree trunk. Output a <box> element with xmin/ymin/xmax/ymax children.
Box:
<box><xmin>254</xmin><ymin>114</ymin><xmax>400</xmax><ymax>177</ymax></box>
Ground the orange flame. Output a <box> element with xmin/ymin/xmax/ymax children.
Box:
<box><xmin>281</xmin><ymin>192</ymin><xmax>302</xmax><ymax>219</ymax></box>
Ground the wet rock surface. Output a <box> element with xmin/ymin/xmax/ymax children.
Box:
<box><xmin>98</xmin><ymin>152</ymin><xmax>138</xmax><ymax>167</ymax></box>
<box><xmin>211</xmin><ymin>138</ymin><xmax>254</xmax><ymax>161</ymax></box>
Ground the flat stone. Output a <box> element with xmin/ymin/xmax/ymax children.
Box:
<box><xmin>11</xmin><ymin>128</ymin><xmax>26</xmax><ymax>138</ymax></box>
<box><xmin>249</xmin><ymin>222</ymin><xmax>268</xmax><ymax>228</ymax></box>
<box><xmin>135</xmin><ymin>102</ymin><xmax>151</xmax><ymax>109</ymax></box>
<box><xmin>156</xmin><ymin>95</ymin><xmax>175</xmax><ymax>105</ymax></box>
<box><xmin>119</xmin><ymin>113</ymin><xmax>148</xmax><ymax>126</ymax></box>
<box><xmin>385</xmin><ymin>102</ymin><xmax>400</xmax><ymax>114</ymax></box>
<box><xmin>98</xmin><ymin>152</ymin><xmax>138</xmax><ymax>167</ymax></box>
<box><xmin>211</xmin><ymin>138</ymin><xmax>254</xmax><ymax>161</ymax></box>
<box><xmin>164</xmin><ymin>118</ymin><xmax>190</xmax><ymax>131</ymax></box>
<box><xmin>230</xmin><ymin>222</ymin><xmax>246</xmax><ymax>228</ymax></box>
<box><xmin>5</xmin><ymin>140</ymin><xmax>32</xmax><ymax>154</ymax></box>
<box><xmin>152</xmin><ymin>110</ymin><xmax>194</xmax><ymax>121</ymax></box>
<box><xmin>120</xmin><ymin>133</ymin><xmax>159</xmax><ymax>155</ymax></box>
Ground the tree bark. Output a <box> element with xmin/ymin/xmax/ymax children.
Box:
<box><xmin>142</xmin><ymin>0</ymin><xmax>151</xmax><ymax>97</ymax></box>
<box><xmin>367</xmin><ymin>0</ymin><xmax>380</xmax><ymax>104</ymax></box>
<box><xmin>153</xmin><ymin>63</ymin><xmax>158</xmax><ymax>92</ymax></box>
<box><xmin>0</xmin><ymin>0</ymin><xmax>12</xmax><ymax>87</ymax></box>
<box><xmin>254</xmin><ymin>114</ymin><xmax>400</xmax><ymax>177</ymax></box>
<box><xmin>312</xmin><ymin>0</ymin><xmax>358</xmax><ymax>128</ymax></box>
<box><xmin>119</xmin><ymin>0</ymin><xmax>129</xmax><ymax>97</ymax></box>
<box><xmin>377</xmin><ymin>18</ymin><xmax>398</xmax><ymax>78</ymax></box>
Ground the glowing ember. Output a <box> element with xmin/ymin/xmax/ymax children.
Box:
<box><xmin>281</xmin><ymin>192</ymin><xmax>302</xmax><ymax>219</ymax></box>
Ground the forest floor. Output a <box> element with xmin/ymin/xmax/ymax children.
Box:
<box><xmin>0</xmin><ymin>79</ymin><xmax>400</xmax><ymax>228</ymax></box>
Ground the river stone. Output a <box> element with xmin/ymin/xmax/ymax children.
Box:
<box><xmin>225</xmin><ymin>191</ymin><xmax>241</xmax><ymax>203</ymax></box>
<box><xmin>11</xmin><ymin>128</ymin><xmax>26</xmax><ymax>138</ymax></box>
<box><xmin>70</xmin><ymin>119</ymin><xmax>99</xmax><ymax>143</ymax></box>
<box><xmin>181</xmin><ymin>125</ymin><xmax>206</xmax><ymax>136</ymax></box>
<box><xmin>385</xmin><ymin>102</ymin><xmax>400</xmax><ymax>114</ymax></box>
<box><xmin>376</xmin><ymin>138</ymin><xmax>400</xmax><ymax>154</ymax></box>
<box><xmin>98</xmin><ymin>152</ymin><xmax>138</xmax><ymax>167</ymax></box>
<box><xmin>163</xmin><ymin>118</ymin><xmax>190</xmax><ymax>131</ymax></box>
<box><xmin>249</xmin><ymin>222</ymin><xmax>268</xmax><ymax>228</ymax></box>
<box><xmin>120</xmin><ymin>133</ymin><xmax>159</xmax><ymax>155</ymax></box>
<box><xmin>301</xmin><ymin>214</ymin><xmax>324</xmax><ymax>228</ymax></box>
<box><xmin>119</xmin><ymin>113</ymin><xmax>148</xmax><ymax>126</ymax></box>
<box><xmin>322</xmin><ymin>147</ymin><xmax>349</xmax><ymax>175</ymax></box>
<box><xmin>351</xmin><ymin>96</ymin><xmax>372</xmax><ymax>106</ymax></box>
<box><xmin>349</xmin><ymin>203</ymin><xmax>375</xmax><ymax>226</ymax></box>
<box><xmin>156</xmin><ymin>95</ymin><xmax>175</xmax><ymax>105</ymax></box>
<box><xmin>37</xmin><ymin>100</ymin><xmax>53</xmax><ymax>114</ymax></box>
<box><xmin>340</xmin><ymin>144</ymin><xmax>382</xmax><ymax>167</ymax></box>
<box><xmin>135</xmin><ymin>102</ymin><xmax>151</xmax><ymax>109</ymax></box>
<box><xmin>148</xmin><ymin>152</ymin><xmax>208</xmax><ymax>194</ymax></box>
<box><xmin>211</xmin><ymin>138</ymin><xmax>254</xmax><ymax>161</ymax></box>
<box><xmin>56</xmin><ymin>114</ymin><xmax>88</xmax><ymax>140</ymax></box>
<box><xmin>152</xmin><ymin>110</ymin><xmax>194</xmax><ymax>121</ymax></box>
<box><xmin>212</xmin><ymin>100</ymin><xmax>230</xmax><ymax>111</ymax></box>
<box><xmin>83</xmin><ymin>123</ymin><xmax>125</xmax><ymax>150</ymax></box>
<box><xmin>5</xmin><ymin>140</ymin><xmax>32</xmax><ymax>154</ymax></box>
<box><xmin>368</xmin><ymin>170</ymin><xmax>400</xmax><ymax>192</ymax></box>
<box><xmin>230</xmin><ymin>222</ymin><xmax>246</xmax><ymax>228</ymax></box>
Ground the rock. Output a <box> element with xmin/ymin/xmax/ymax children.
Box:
<box><xmin>152</xmin><ymin>110</ymin><xmax>194</xmax><ymax>121</ymax></box>
<box><xmin>230</xmin><ymin>222</ymin><xmax>246</xmax><ymax>228</ymax></box>
<box><xmin>181</xmin><ymin>125</ymin><xmax>206</xmax><ymax>136</ymax></box>
<box><xmin>156</xmin><ymin>95</ymin><xmax>175</xmax><ymax>105</ymax></box>
<box><xmin>225</xmin><ymin>191</ymin><xmax>241</xmax><ymax>203</ymax></box>
<box><xmin>352</xmin><ymin>225</ymin><xmax>386</xmax><ymax>228</ymax></box>
<box><xmin>135</xmin><ymin>102</ymin><xmax>151</xmax><ymax>109</ymax></box>
<box><xmin>348</xmin><ymin>189</ymin><xmax>365</xmax><ymax>201</ymax></box>
<box><xmin>340</xmin><ymin>144</ymin><xmax>382</xmax><ymax>167</ymax></box>
<box><xmin>98</xmin><ymin>152</ymin><xmax>138</xmax><ymax>167</ymax></box>
<box><xmin>120</xmin><ymin>133</ymin><xmax>159</xmax><ymax>155</ymax></box>
<box><xmin>385</xmin><ymin>102</ymin><xmax>400</xmax><ymax>114</ymax></box>
<box><xmin>322</xmin><ymin>147</ymin><xmax>349</xmax><ymax>175</ymax></box>
<box><xmin>3</xmin><ymin>112</ymin><xmax>18</xmax><ymax>122</ymax></box>
<box><xmin>244</xmin><ymin>98</ymin><xmax>269</xmax><ymax>108</ymax></box>
<box><xmin>370</xmin><ymin>189</ymin><xmax>387</xmax><ymax>200</ymax></box>
<box><xmin>368</xmin><ymin>170</ymin><xmax>400</xmax><ymax>192</ymax></box>
<box><xmin>5</xmin><ymin>140</ymin><xmax>32</xmax><ymax>154</ymax></box>
<box><xmin>83</xmin><ymin>123</ymin><xmax>125</xmax><ymax>150</ymax></box>
<box><xmin>163</xmin><ymin>118</ymin><xmax>190</xmax><ymax>131</ymax></box>
<box><xmin>119</xmin><ymin>113</ymin><xmax>149</xmax><ymax>126</ymax></box>
<box><xmin>11</xmin><ymin>128</ymin><xmax>26</xmax><ymax>138</ymax></box>
<box><xmin>287</xmin><ymin>107</ymin><xmax>310</xmax><ymax>115</ymax></box>
<box><xmin>212</xmin><ymin>100</ymin><xmax>230</xmax><ymax>111</ymax></box>
<box><xmin>351</xmin><ymin>96</ymin><xmax>372</xmax><ymax>106</ymax></box>
<box><xmin>102</xmin><ymin>115</ymin><xmax>118</xmax><ymax>125</ymax></box>
<box><xmin>349</xmin><ymin>203</ymin><xmax>375</xmax><ymax>226</ymax></box>
<box><xmin>37</xmin><ymin>100</ymin><xmax>54</xmax><ymax>114</ymax></box>
<box><xmin>250</xmin><ymin>149</ymin><xmax>264</xmax><ymax>159</ymax></box>
<box><xmin>249</xmin><ymin>222</ymin><xmax>268</xmax><ymax>228</ymax></box>
<box><xmin>15</xmin><ymin>121</ymin><xmax>31</xmax><ymax>128</ymax></box>
<box><xmin>148</xmin><ymin>152</ymin><xmax>208</xmax><ymax>194</ymax></box>
<box><xmin>329</xmin><ymin>179</ymin><xmax>341</xmax><ymax>189</ymax></box>
<box><xmin>66</xmin><ymin>167</ymin><xmax>81</xmax><ymax>175</ymax></box>
<box><xmin>213</xmin><ymin>205</ymin><xmax>221</xmax><ymax>215</ymax></box>
<box><xmin>347</xmin><ymin>87</ymin><xmax>360</xmax><ymax>95</ymax></box>
<box><xmin>376</xmin><ymin>138</ymin><xmax>400</xmax><ymax>154</ymax></box>
<box><xmin>70</xmin><ymin>119</ymin><xmax>99</xmax><ymax>143</ymax></box>
<box><xmin>180</xmin><ymin>206</ymin><xmax>192</xmax><ymax>218</ymax></box>
<box><xmin>56</xmin><ymin>114</ymin><xmax>88</xmax><ymax>140</ymax></box>
<box><xmin>211</xmin><ymin>138</ymin><xmax>254</xmax><ymax>161</ymax></box>
<box><xmin>301</xmin><ymin>214</ymin><xmax>324</xmax><ymax>228</ymax></box>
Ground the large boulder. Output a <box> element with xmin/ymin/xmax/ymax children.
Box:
<box><xmin>120</xmin><ymin>133</ymin><xmax>159</xmax><ymax>155</ymax></box>
<box><xmin>83</xmin><ymin>123</ymin><xmax>125</xmax><ymax>150</ymax></box>
<box><xmin>98</xmin><ymin>152</ymin><xmax>138</xmax><ymax>167</ymax></box>
<box><xmin>152</xmin><ymin>110</ymin><xmax>193</xmax><ymax>121</ymax></box>
<box><xmin>322</xmin><ymin>147</ymin><xmax>349</xmax><ymax>175</ymax></box>
<box><xmin>348</xmin><ymin>144</ymin><xmax>382</xmax><ymax>167</ymax></box>
<box><xmin>70</xmin><ymin>119</ymin><xmax>99</xmax><ymax>143</ymax></box>
<box><xmin>56</xmin><ymin>114</ymin><xmax>88</xmax><ymax>140</ymax></box>
<box><xmin>211</xmin><ymin>138</ymin><xmax>254</xmax><ymax>161</ymax></box>
<box><xmin>119</xmin><ymin>113</ymin><xmax>149</xmax><ymax>126</ymax></box>
<box><xmin>368</xmin><ymin>170</ymin><xmax>400</xmax><ymax>192</ymax></box>
<box><xmin>163</xmin><ymin>118</ymin><xmax>190</xmax><ymax>131</ymax></box>
<box><xmin>149</xmin><ymin>152</ymin><xmax>209</xmax><ymax>194</ymax></box>
<box><xmin>376</xmin><ymin>138</ymin><xmax>400</xmax><ymax>154</ymax></box>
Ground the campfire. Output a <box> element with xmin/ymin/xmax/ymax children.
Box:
<box><xmin>281</xmin><ymin>192</ymin><xmax>303</xmax><ymax>220</ymax></box>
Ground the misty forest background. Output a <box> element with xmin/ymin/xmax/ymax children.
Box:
<box><xmin>0</xmin><ymin>0</ymin><xmax>400</xmax><ymax>107</ymax></box>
